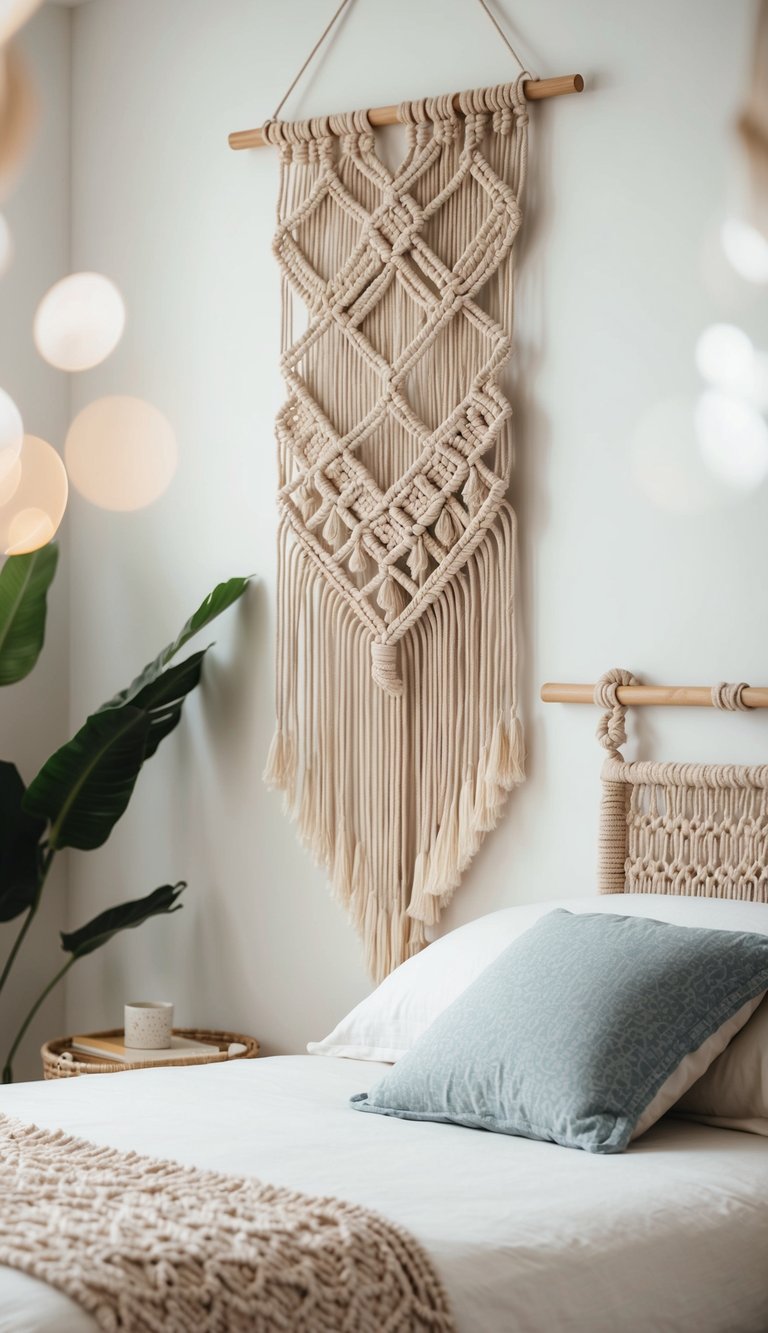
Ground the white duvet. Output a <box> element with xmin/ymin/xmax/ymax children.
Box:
<box><xmin>1</xmin><ymin>1054</ymin><xmax>767</xmax><ymax>1333</ymax></box>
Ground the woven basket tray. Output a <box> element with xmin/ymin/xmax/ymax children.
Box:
<box><xmin>42</xmin><ymin>1028</ymin><xmax>260</xmax><ymax>1079</ymax></box>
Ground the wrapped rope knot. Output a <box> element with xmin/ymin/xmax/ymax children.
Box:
<box><xmin>594</xmin><ymin>668</ymin><xmax>638</xmax><ymax>755</ymax></box>
<box><xmin>371</xmin><ymin>641</ymin><xmax>403</xmax><ymax>697</ymax></box>
<box><xmin>712</xmin><ymin>681</ymin><xmax>752</xmax><ymax>711</ymax></box>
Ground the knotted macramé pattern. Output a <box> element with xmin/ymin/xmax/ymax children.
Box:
<box><xmin>263</xmin><ymin>82</ymin><xmax>528</xmax><ymax>979</ymax></box>
<box><xmin>595</xmin><ymin>669</ymin><xmax>768</xmax><ymax>903</ymax></box>
<box><xmin>0</xmin><ymin>1115</ymin><xmax>455</xmax><ymax>1333</ymax></box>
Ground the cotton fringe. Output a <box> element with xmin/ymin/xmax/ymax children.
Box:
<box><xmin>263</xmin><ymin>81</ymin><xmax>529</xmax><ymax>981</ymax></box>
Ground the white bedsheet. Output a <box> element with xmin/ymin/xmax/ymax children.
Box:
<box><xmin>1</xmin><ymin>1054</ymin><xmax>768</xmax><ymax>1332</ymax></box>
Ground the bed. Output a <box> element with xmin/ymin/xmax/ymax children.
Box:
<box><xmin>2</xmin><ymin>682</ymin><xmax>768</xmax><ymax>1332</ymax></box>
<box><xmin>0</xmin><ymin>1052</ymin><xmax>767</xmax><ymax>1333</ymax></box>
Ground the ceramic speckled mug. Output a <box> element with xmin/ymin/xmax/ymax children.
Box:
<box><xmin>124</xmin><ymin>1001</ymin><xmax>174</xmax><ymax>1050</ymax></box>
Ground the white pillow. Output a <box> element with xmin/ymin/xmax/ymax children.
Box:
<box><xmin>676</xmin><ymin>993</ymin><xmax>768</xmax><ymax>1136</ymax></box>
<box><xmin>308</xmin><ymin>894</ymin><xmax>768</xmax><ymax>1063</ymax></box>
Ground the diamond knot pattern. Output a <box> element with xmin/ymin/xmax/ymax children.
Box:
<box><xmin>273</xmin><ymin>116</ymin><xmax>523</xmax><ymax>641</ymax></box>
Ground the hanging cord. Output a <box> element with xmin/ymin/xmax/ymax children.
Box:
<box><xmin>474</xmin><ymin>0</ymin><xmax>530</xmax><ymax>76</ymax></box>
<box><xmin>271</xmin><ymin>0</ymin><xmax>534</xmax><ymax>123</ymax></box>
<box><xmin>272</xmin><ymin>0</ymin><xmax>356</xmax><ymax>120</ymax></box>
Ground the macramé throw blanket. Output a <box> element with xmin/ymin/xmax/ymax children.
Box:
<box><xmin>0</xmin><ymin>1114</ymin><xmax>455</xmax><ymax>1332</ymax></box>
<box><xmin>264</xmin><ymin>78</ymin><xmax>529</xmax><ymax>982</ymax></box>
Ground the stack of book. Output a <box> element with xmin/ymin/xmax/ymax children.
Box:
<box><xmin>70</xmin><ymin>1034</ymin><xmax>221</xmax><ymax>1065</ymax></box>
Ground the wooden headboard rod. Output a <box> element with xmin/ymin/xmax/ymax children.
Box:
<box><xmin>541</xmin><ymin>682</ymin><xmax>768</xmax><ymax>709</ymax></box>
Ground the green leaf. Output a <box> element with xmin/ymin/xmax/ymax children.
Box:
<box><xmin>24</xmin><ymin>707</ymin><xmax>151</xmax><ymax>850</ymax></box>
<box><xmin>101</xmin><ymin>576</ymin><xmax>251</xmax><ymax>711</ymax></box>
<box><xmin>0</xmin><ymin>545</ymin><xmax>59</xmax><ymax>685</ymax></box>
<box><xmin>61</xmin><ymin>882</ymin><xmax>185</xmax><ymax>960</ymax></box>
<box><xmin>0</xmin><ymin>762</ymin><xmax>45</xmax><ymax>922</ymax></box>
<box><xmin>124</xmin><ymin>649</ymin><xmax>207</xmax><ymax>760</ymax></box>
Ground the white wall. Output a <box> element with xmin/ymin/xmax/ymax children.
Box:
<box><xmin>63</xmin><ymin>0</ymin><xmax>768</xmax><ymax>1055</ymax></box>
<box><xmin>0</xmin><ymin>5</ymin><xmax>70</xmax><ymax>1080</ymax></box>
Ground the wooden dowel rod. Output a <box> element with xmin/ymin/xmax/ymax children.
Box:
<box><xmin>541</xmin><ymin>683</ymin><xmax>768</xmax><ymax>709</ymax></box>
<box><xmin>229</xmin><ymin>74</ymin><xmax>584</xmax><ymax>150</ymax></box>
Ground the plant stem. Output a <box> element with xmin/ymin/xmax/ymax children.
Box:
<box><xmin>0</xmin><ymin>848</ymin><xmax>54</xmax><ymax>999</ymax></box>
<box><xmin>2</xmin><ymin>956</ymin><xmax>75</xmax><ymax>1084</ymax></box>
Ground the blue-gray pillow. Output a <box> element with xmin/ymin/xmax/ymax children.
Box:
<box><xmin>350</xmin><ymin>909</ymin><xmax>768</xmax><ymax>1153</ymax></box>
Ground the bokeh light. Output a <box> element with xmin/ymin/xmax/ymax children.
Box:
<box><xmin>0</xmin><ymin>385</ymin><xmax>23</xmax><ymax>489</ymax></box>
<box><xmin>695</xmin><ymin>390</ymin><xmax>768</xmax><ymax>492</ymax></box>
<box><xmin>722</xmin><ymin>219</ymin><xmax>768</xmax><ymax>285</ymax></box>
<box><xmin>0</xmin><ymin>213</ymin><xmax>12</xmax><ymax>277</ymax></box>
<box><xmin>0</xmin><ymin>434</ymin><xmax>68</xmax><ymax>554</ymax></box>
<box><xmin>65</xmin><ymin>395</ymin><xmax>177</xmax><ymax>511</ymax></box>
<box><xmin>695</xmin><ymin>323</ymin><xmax>755</xmax><ymax>397</ymax></box>
<box><xmin>34</xmin><ymin>272</ymin><xmax>125</xmax><ymax>372</ymax></box>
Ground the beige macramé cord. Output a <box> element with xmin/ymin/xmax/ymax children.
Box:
<box><xmin>0</xmin><ymin>1114</ymin><xmax>456</xmax><ymax>1333</ymax></box>
<box><xmin>594</xmin><ymin>668</ymin><xmax>768</xmax><ymax>903</ymax></box>
<box><xmin>263</xmin><ymin>81</ymin><xmax>528</xmax><ymax>980</ymax></box>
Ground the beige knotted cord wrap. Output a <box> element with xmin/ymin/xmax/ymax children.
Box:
<box><xmin>263</xmin><ymin>81</ymin><xmax>528</xmax><ymax>980</ymax></box>
<box><xmin>712</xmin><ymin>680</ymin><xmax>753</xmax><ymax>711</ymax></box>
<box><xmin>595</xmin><ymin>669</ymin><xmax>768</xmax><ymax>902</ymax></box>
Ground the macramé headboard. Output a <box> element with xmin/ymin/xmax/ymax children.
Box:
<box><xmin>594</xmin><ymin>669</ymin><xmax>768</xmax><ymax>903</ymax></box>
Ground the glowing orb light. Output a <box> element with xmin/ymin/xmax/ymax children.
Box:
<box><xmin>695</xmin><ymin>323</ymin><xmax>756</xmax><ymax>397</ymax></box>
<box><xmin>0</xmin><ymin>434</ymin><xmax>68</xmax><ymax>554</ymax></box>
<box><xmin>695</xmin><ymin>390</ymin><xmax>768</xmax><ymax>492</ymax></box>
<box><xmin>34</xmin><ymin>272</ymin><xmax>125</xmax><ymax>372</ymax></box>
<box><xmin>65</xmin><ymin>395</ymin><xmax>177</xmax><ymax>511</ymax></box>
<box><xmin>722</xmin><ymin>219</ymin><xmax>768</xmax><ymax>285</ymax></box>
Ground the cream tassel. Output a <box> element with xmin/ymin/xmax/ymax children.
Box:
<box><xmin>349</xmin><ymin>537</ymin><xmax>373</xmax><ymax>580</ymax></box>
<box><xmin>457</xmin><ymin>768</ymin><xmax>481</xmax><ymax>870</ymax></box>
<box><xmin>263</xmin><ymin>729</ymin><xmax>295</xmax><ymax>792</ymax></box>
<box><xmin>434</xmin><ymin>506</ymin><xmax>456</xmax><ymax>546</ymax></box>
<box><xmin>377</xmin><ymin>575</ymin><xmax>406</xmax><ymax>619</ymax></box>
<box><xmin>407</xmin><ymin>850</ymin><xmax>441</xmax><ymax>925</ymax></box>
<box><xmin>322</xmin><ymin>507</ymin><xmax>344</xmax><ymax>548</ymax></box>
<box><xmin>407</xmin><ymin>537</ymin><xmax>429</xmax><ymax>582</ymax></box>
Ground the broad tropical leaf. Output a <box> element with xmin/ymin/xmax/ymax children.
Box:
<box><xmin>0</xmin><ymin>762</ymin><xmax>45</xmax><ymax>922</ymax></box>
<box><xmin>101</xmin><ymin>576</ymin><xmax>250</xmax><ymax>710</ymax></box>
<box><xmin>125</xmin><ymin>649</ymin><xmax>207</xmax><ymax>760</ymax></box>
<box><xmin>61</xmin><ymin>882</ymin><xmax>185</xmax><ymax>959</ymax></box>
<box><xmin>23</xmin><ymin>707</ymin><xmax>150</xmax><ymax>850</ymax></box>
<box><xmin>0</xmin><ymin>545</ymin><xmax>58</xmax><ymax>685</ymax></box>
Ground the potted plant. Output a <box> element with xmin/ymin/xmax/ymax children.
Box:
<box><xmin>0</xmin><ymin>545</ymin><xmax>249</xmax><ymax>1081</ymax></box>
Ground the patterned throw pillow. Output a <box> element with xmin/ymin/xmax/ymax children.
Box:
<box><xmin>350</xmin><ymin>910</ymin><xmax>768</xmax><ymax>1153</ymax></box>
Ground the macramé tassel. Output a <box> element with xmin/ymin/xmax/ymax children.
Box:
<box><xmin>407</xmin><ymin>537</ymin><xmax>429</xmax><ymax>582</ymax></box>
<box><xmin>332</xmin><ymin>823</ymin><xmax>354</xmax><ymax>901</ymax></box>
<box><xmin>426</xmin><ymin>807</ymin><xmax>461</xmax><ymax>902</ymax></box>
<box><xmin>474</xmin><ymin>746</ymin><xmax>505</xmax><ymax>833</ymax></box>
<box><xmin>377</xmin><ymin>575</ymin><xmax>406</xmax><ymax>620</ymax></box>
<box><xmin>263</xmin><ymin>729</ymin><xmax>295</xmax><ymax>794</ymax></box>
<box><xmin>457</xmin><ymin>768</ymin><xmax>481</xmax><ymax>870</ymax></box>
<box><xmin>462</xmin><ymin>466</ymin><xmax>485</xmax><ymax>516</ymax></box>
<box><xmin>322</xmin><ymin>507</ymin><xmax>344</xmax><ymax>548</ymax></box>
<box><xmin>407</xmin><ymin>850</ymin><xmax>441</xmax><ymax>925</ymax></box>
<box><xmin>348</xmin><ymin>536</ymin><xmax>374</xmax><ymax>580</ymax></box>
<box><xmin>296</xmin><ymin>485</ymin><xmax>318</xmax><ymax>522</ymax></box>
<box><xmin>434</xmin><ymin>506</ymin><xmax>456</xmax><ymax>546</ymax></box>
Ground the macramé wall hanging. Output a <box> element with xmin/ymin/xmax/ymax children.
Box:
<box><xmin>543</xmin><ymin>669</ymin><xmax>768</xmax><ymax>904</ymax></box>
<box><xmin>232</xmin><ymin>1</ymin><xmax>584</xmax><ymax>980</ymax></box>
